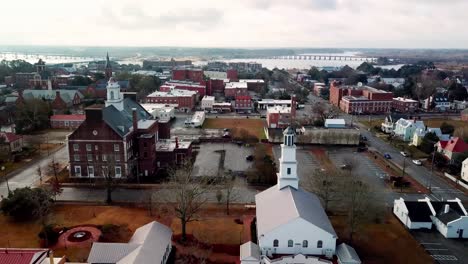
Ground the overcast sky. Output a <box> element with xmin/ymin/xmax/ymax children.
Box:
<box><xmin>2</xmin><ymin>0</ymin><xmax>467</xmax><ymax>48</ymax></box>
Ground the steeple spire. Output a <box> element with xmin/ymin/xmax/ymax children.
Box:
<box><xmin>277</xmin><ymin>127</ymin><xmax>299</xmax><ymax>190</ymax></box>
<box><xmin>105</xmin><ymin>52</ymin><xmax>112</xmax><ymax>80</ymax></box>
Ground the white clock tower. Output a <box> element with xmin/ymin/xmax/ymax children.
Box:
<box><xmin>105</xmin><ymin>77</ymin><xmax>124</xmax><ymax>111</ymax></box>
<box><xmin>277</xmin><ymin>127</ymin><xmax>299</xmax><ymax>190</ymax></box>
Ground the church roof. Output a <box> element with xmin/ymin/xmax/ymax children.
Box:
<box><xmin>102</xmin><ymin>98</ymin><xmax>153</xmax><ymax>137</ymax></box>
<box><xmin>255</xmin><ymin>186</ymin><xmax>336</xmax><ymax>237</ymax></box>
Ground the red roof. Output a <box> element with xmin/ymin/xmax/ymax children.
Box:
<box><xmin>0</xmin><ymin>249</ymin><xmax>48</xmax><ymax>264</ymax></box>
<box><xmin>50</xmin><ymin>114</ymin><xmax>86</xmax><ymax>121</ymax></box>
<box><xmin>0</xmin><ymin>132</ymin><xmax>22</xmax><ymax>143</ymax></box>
<box><xmin>438</xmin><ymin>140</ymin><xmax>448</xmax><ymax>149</ymax></box>
<box><xmin>442</xmin><ymin>137</ymin><xmax>468</xmax><ymax>153</ymax></box>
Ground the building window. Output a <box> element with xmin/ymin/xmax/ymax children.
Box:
<box><xmin>88</xmin><ymin>166</ymin><xmax>94</xmax><ymax>177</ymax></box>
<box><xmin>317</xmin><ymin>240</ymin><xmax>323</xmax><ymax>248</ymax></box>
<box><xmin>114</xmin><ymin>144</ymin><xmax>120</xmax><ymax>152</ymax></box>
<box><xmin>273</xmin><ymin>239</ymin><xmax>279</xmax><ymax>247</ymax></box>
<box><xmin>74</xmin><ymin>166</ymin><xmax>81</xmax><ymax>177</ymax></box>
<box><xmin>102</xmin><ymin>166</ymin><xmax>108</xmax><ymax>176</ymax></box>
<box><xmin>115</xmin><ymin>154</ymin><xmax>120</xmax><ymax>162</ymax></box>
<box><xmin>288</xmin><ymin>240</ymin><xmax>293</xmax><ymax>247</ymax></box>
<box><xmin>102</xmin><ymin>154</ymin><xmax>107</xmax><ymax>161</ymax></box>
<box><xmin>74</xmin><ymin>154</ymin><xmax>80</xmax><ymax>162</ymax></box>
<box><xmin>115</xmin><ymin>166</ymin><xmax>122</xmax><ymax>178</ymax></box>
<box><xmin>287</xmin><ymin>168</ymin><xmax>291</xmax><ymax>175</ymax></box>
<box><xmin>73</xmin><ymin>144</ymin><xmax>79</xmax><ymax>151</ymax></box>
<box><xmin>86</xmin><ymin>144</ymin><xmax>91</xmax><ymax>151</ymax></box>
<box><xmin>95</xmin><ymin>145</ymin><xmax>99</xmax><ymax>151</ymax></box>
<box><xmin>87</xmin><ymin>154</ymin><xmax>92</xmax><ymax>161</ymax></box>
<box><xmin>303</xmin><ymin>240</ymin><xmax>308</xmax><ymax>248</ymax></box>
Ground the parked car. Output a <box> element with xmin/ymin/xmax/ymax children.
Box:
<box><xmin>384</xmin><ymin>153</ymin><xmax>392</xmax><ymax>159</ymax></box>
<box><xmin>360</xmin><ymin>136</ymin><xmax>368</xmax><ymax>141</ymax></box>
<box><xmin>412</xmin><ymin>159</ymin><xmax>422</xmax><ymax>166</ymax></box>
<box><xmin>357</xmin><ymin>147</ymin><xmax>368</xmax><ymax>152</ymax></box>
<box><xmin>400</xmin><ymin>151</ymin><xmax>409</xmax><ymax>157</ymax></box>
<box><xmin>246</xmin><ymin>155</ymin><xmax>254</xmax><ymax>161</ymax></box>
<box><xmin>340</xmin><ymin>164</ymin><xmax>351</xmax><ymax>170</ymax></box>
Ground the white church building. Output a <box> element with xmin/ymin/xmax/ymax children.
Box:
<box><xmin>241</xmin><ymin>127</ymin><xmax>337</xmax><ymax>264</ymax></box>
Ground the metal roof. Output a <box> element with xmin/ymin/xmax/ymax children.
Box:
<box><xmin>336</xmin><ymin>243</ymin><xmax>361</xmax><ymax>264</ymax></box>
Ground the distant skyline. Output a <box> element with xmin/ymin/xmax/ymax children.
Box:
<box><xmin>2</xmin><ymin>0</ymin><xmax>468</xmax><ymax>49</ymax></box>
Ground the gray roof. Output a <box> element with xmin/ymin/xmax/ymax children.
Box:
<box><xmin>336</xmin><ymin>243</ymin><xmax>361</xmax><ymax>264</ymax></box>
<box><xmin>22</xmin><ymin>89</ymin><xmax>83</xmax><ymax>104</ymax></box>
<box><xmin>102</xmin><ymin>98</ymin><xmax>153</xmax><ymax>137</ymax></box>
<box><xmin>88</xmin><ymin>243</ymin><xmax>140</xmax><ymax>263</ymax></box>
<box><xmin>255</xmin><ymin>186</ymin><xmax>336</xmax><ymax>237</ymax></box>
<box><xmin>87</xmin><ymin>221</ymin><xmax>172</xmax><ymax>264</ymax></box>
<box><xmin>240</xmin><ymin>241</ymin><xmax>260</xmax><ymax>261</ymax></box>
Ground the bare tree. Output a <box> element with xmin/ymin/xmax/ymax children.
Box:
<box><xmin>221</xmin><ymin>171</ymin><xmax>239</xmax><ymax>215</ymax></box>
<box><xmin>301</xmin><ymin>170</ymin><xmax>345</xmax><ymax>212</ymax></box>
<box><xmin>47</xmin><ymin>156</ymin><xmax>60</xmax><ymax>182</ymax></box>
<box><xmin>36</xmin><ymin>165</ymin><xmax>42</xmax><ymax>184</ymax></box>
<box><xmin>103</xmin><ymin>163</ymin><xmax>118</xmax><ymax>204</ymax></box>
<box><xmin>164</xmin><ymin>162</ymin><xmax>210</xmax><ymax>242</ymax></box>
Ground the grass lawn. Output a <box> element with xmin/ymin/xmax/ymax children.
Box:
<box><xmin>203</xmin><ymin>118</ymin><xmax>266</xmax><ymax>140</ymax></box>
<box><xmin>331</xmin><ymin>213</ymin><xmax>433</xmax><ymax>264</ymax></box>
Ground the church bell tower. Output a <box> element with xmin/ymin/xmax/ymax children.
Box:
<box><xmin>277</xmin><ymin>127</ymin><xmax>299</xmax><ymax>190</ymax></box>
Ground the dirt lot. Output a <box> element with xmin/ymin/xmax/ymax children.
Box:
<box><xmin>203</xmin><ymin>118</ymin><xmax>266</xmax><ymax>140</ymax></box>
<box><xmin>331</xmin><ymin>212</ymin><xmax>434</xmax><ymax>264</ymax></box>
<box><xmin>0</xmin><ymin>204</ymin><xmax>252</xmax><ymax>263</ymax></box>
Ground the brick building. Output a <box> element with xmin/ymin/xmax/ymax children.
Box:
<box><xmin>145</xmin><ymin>87</ymin><xmax>197</xmax><ymax>112</ymax></box>
<box><xmin>18</xmin><ymin>89</ymin><xmax>84</xmax><ymax>112</ymax></box>
<box><xmin>162</xmin><ymin>81</ymin><xmax>206</xmax><ymax>97</ymax></box>
<box><xmin>172</xmin><ymin>68</ymin><xmax>204</xmax><ymax>83</ymax></box>
<box><xmin>266</xmin><ymin>97</ymin><xmax>297</xmax><ymax>128</ymax></box>
<box><xmin>330</xmin><ymin>82</ymin><xmax>393</xmax><ymax>114</ymax></box>
<box><xmin>207</xmin><ymin>79</ymin><xmax>225</xmax><ymax>95</ymax></box>
<box><xmin>50</xmin><ymin>114</ymin><xmax>85</xmax><ymax>129</ymax></box>
<box><xmin>234</xmin><ymin>95</ymin><xmax>253</xmax><ymax>113</ymax></box>
<box><xmin>225</xmin><ymin>82</ymin><xmax>249</xmax><ymax>98</ymax></box>
<box><xmin>67</xmin><ymin>78</ymin><xmax>192</xmax><ymax>179</ymax></box>
<box><xmin>239</xmin><ymin>79</ymin><xmax>265</xmax><ymax>92</ymax></box>
<box><xmin>226</xmin><ymin>69</ymin><xmax>238</xmax><ymax>81</ymax></box>
<box><xmin>392</xmin><ymin>97</ymin><xmax>419</xmax><ymax>113</ymax></box>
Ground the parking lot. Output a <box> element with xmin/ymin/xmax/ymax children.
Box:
<box><xmin>271</xmin><ymin>145</ymin><xmax>321</xmax><ymax>181</ymax></box>
<box><xmin>192</xmin><ymin>143</ymin><xmax>254</xmax><ymax>177</ymax></box>
<box><xmin>411</xmin><ymin>230</ymin><xmax>468</xmax><ymax>263</ymax></box>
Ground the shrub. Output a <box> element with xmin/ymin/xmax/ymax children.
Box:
<box><xmin>0</xmin><ymin>187</ymin><xmax>53</xmax><ymax>221</ymax></box>
<box><xmin>38</xmin><ymin>224</ymin><xmax>60</xmax><ymax>246</ymax></box>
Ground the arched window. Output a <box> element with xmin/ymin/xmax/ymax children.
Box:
<box><xmin>288</xmin><ymin>240</ymin><xmax>293</xmax><ymax>247</ymax></box>
<box><xmin>302</xmin><ymin>240</ymin><xmax>308</xmax><ymax>248</ymax></box>
<box><xmin>273</xmin><ymin>239</ymin><xmax>278</xmax><ymax>247</ymax></box>
<box><xmin>317</xmin><ymin>240</ymin><xmax>323</xmax><ymax>248</ymax></box>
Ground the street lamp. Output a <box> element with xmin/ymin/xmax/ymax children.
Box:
<box><xmin>1</xmin><ymin>166</ymin><xmax>10</xmax><ymax>194</ymax></box>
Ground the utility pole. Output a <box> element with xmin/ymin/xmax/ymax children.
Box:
<box><xmin>428</xmin><ymin>148</ymin><xmax>436</xmax><ymax>191</ymax></box>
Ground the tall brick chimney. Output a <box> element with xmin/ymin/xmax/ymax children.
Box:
<box><xmin>132</xmin><ymin>108</ymin><xmax>138</xmax><ymax>133</ymax></box>
<box><xmin>291</xmin><ymin>95</ymin><xmax>297</xmax><ymax>118</ymax></box>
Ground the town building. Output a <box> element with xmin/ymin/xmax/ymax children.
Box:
<box><xmin>204</xmin><ymin>71</ymin><xmax>227</xmax><ymax>79</ymax></box>
<box><xmin>67</xmin><ymin>78</ymin><xmax>192</xmax><ymax>179</ymax></box>
<box><xmin>212</xmin><ymin>102</ymin><xmax>233</xmax><ymax>112</ymax></box>
<box><xmin>266</xmin><ymin>106</ymin><xmax>293</xmax><ymax>129</ymax></box>
<box><xmin>324</xmin><ymin>119</ymin><xmax>346</xmax><ymax>129</ymax></box>
<box><xmin>239</xmin><ymin>79</ymin><xmax>265</xmax><ymax>92</ymax></box>
<box><xmin>88</xmin><ymin>221</ymin><xmax>172</xmax><ymax>264</ymax></box>
<box><xmin>234</xmin><ymin>95</ymin><xmax>253</xmax><ymax>113</ymax></box>
<box><xmin>142</xmin><ymin>59</ymin><xmax>192</xmax><ymax>70</ymax></box>
<box><xmin>19</xmin><ymin>89</ymin><xmax>84</xmax><ymax>112</ymax></box>
<box><xmin>436</xmin><ymin>137</ymin><xmax>468</xmax><ymax>162</ymax></box>
<box><xmin>241</xmin><ymin>128</ymin><xmax>337</xmax><ymax>263</ymax></box>
<box><xmin>313</xmin><ymin>83</ymin><xmax>326</xmax><ymax>97</ymax></box>
<box><xmin>367</xmin><ymin>77</ymin><xmax>405</xmax><ymax>89</ymax></box>
<box><xmin>392</xmin><ymin>97</ymin><xmax>419</xmax><ymax>113</ymax></box>
<box><xmin>141</xmin><ymin>104</ymin><xmax>176</xmax><ymax>121</ymax></box>
<box><xmin>184</xmin><ymin>111</ymin><xmax>206</xmax><ymax>128</ymax></box>
<box><xmin>228</xmin><ymin>62</ymin><xmax>262</xmax><ymax>73</ymax></box>
<box><xmin>258</xmin><ymin>99</ymin><xmax>295</xmax><ymax>110</ymax></box>
<box><xmin>330</xmin><ymin>82</ymin><xmax>393</xmax><ymax>114</ymax></box>
<box><xmin>462</xmin><ymin>158</ymin><xmax>468</xmax><ymax>182</ymax></box>
<box><xmin>0</xmin><ymin>132</ymin><xmax>23</xmax><ymax>153</ymax></box>
<box><xmin>162</xmin><ymin>80</ymin><xmax>206</xmax><ymax>97</ymax></box>
<box><xmin>393</xmin><ymin>118</ymin><xmax>425</xmax><ymax>142</ymax></box>
<box><xmin>201</xmin><ymin>95</ymin><xmax>215</xmax><ymax>110</ymax></box>
<box><xmin>172</xmin><ymin>68</ymin><xmax>204</xmax><ymax>83</ymax></box>
<box><xmin>393</xmin><ymin>197</ymin><xmax>468</xmax><ymax>238</ymax></box>
<box><xmin>207</xmin><ymin>78</ymin><xmax>225</xmax><ymax>95</ymax></box>
<box><xmin>225</xmin><ymin>82</ymin><xmax>249</xmax><ymax>98</ymax></box>
<box><xmin>50</xmin><ymin>114</ymin><xmax>86</xmax><ymax>129</ymax></box>
<box><xmin>145</xmin><ymin>88</ymin><xmax>197</xmax><ymax>112</ymax></box>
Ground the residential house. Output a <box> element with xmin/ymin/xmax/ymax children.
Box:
<box><xmin>451</xmin><ymin>100</ymin><xmax>467</xmax><ymax>111</ymax></box>
<box><xmin>87</xmin><ymin>221</ymin><xmax>172</xmax><ymax>264</ymax></box>
<box><xmin>412</xmin><ymin>127</ymin><xmax>450</xmax><ymax>147</ymax></box>
<box><xmin>436</xmin><ymin>137</ymin><xmax>468</xmax><ymax>162</ymax></box>
<box><xmin>462</xmin><ymin>158</ymin><xmax>468</xmax><ymax>182</ymax></box>
<box><xmin>50</xmin><ymin>114</ymin><xmax>85</xmax><ymax>129</ymax></box>
<box><xmin>393</xmin><ymin>197</ymin><xmax>468</xmax><ymax>238</ymax></box>
<box><xmin>393</xmin><ymin>118</ymin><xmax>425</xmax><ymax>142</ymax></box>
<box><xmin>381</xmin><ymin>115</ymin><xmax>395</xmax><ymax>134</ymax></box>
<box><xmin>240</xmin><ymin>128</ymin><xmax>337</xmax><ymax>264</ymax></box>
<box><xmin>20</xmin><ymin>89</ymin><xmax>84</xmax><ymax>112</ymax></box>
<box><xmin>0</xmin><ymin>132</ymin><xmax>24</xmax><ymax>153</ymax></box>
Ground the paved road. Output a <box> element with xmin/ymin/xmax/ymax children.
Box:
<box><xmin>0</xmin><ymin>146</ymin><xmax>68</xmax><ymax>198</ymax></box>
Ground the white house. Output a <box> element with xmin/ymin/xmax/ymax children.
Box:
<box><xmin>87</xmin><ymin>221</ymin><xmax>173</xmax><ymax>264</ymax></box>
<box><xmin>393</xmin><ymin>118</ymin><xmax>425</xmax><ymax>142</ymax></box>
<box><xmin>201</xmin><ymin>95</ymin><xmax>215</xmax><ymax>110</ymax></box>
<box><xmin>241</xmin><ymin>127</ymin><xmax>337</xmax><ymax>264</ymax></box>
<box><xmin>462</xmin><ymin>158</ymin><xmax>468</xmax><ymax>182</ymax></box>
<box><xmin>393</xmin><ymin>197</ymin><xmax>468</xmax><ymax>239</ymax></box>
<box><xmin>381</xmin><ymin>115</ymin><xmax>395</xmax><ymax>134</ymax></box>
<box><xmin>411</xmin><ymin>127</ymin><xmax>450</xmax><ymax>147</ymax></box>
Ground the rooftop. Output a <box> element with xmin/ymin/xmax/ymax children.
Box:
<box><xmin>393</xmin><ymin>97</ymin><xmax>418</xmax><ymax>103</ymax></box>
<box><xmin>147</xmin><ymin>88</ymin><xmax>197</xmax><ymax>98</ymax></box>
<box><xmin>267</xmin><ymin>105</ymin><xmax>291</xmax><ymax>114</ymax></box>
<box><xmin>239</xmin><ymin>79</ymin><xmax>265</xmax><ymax>83</ymax></box>
<box><xmin>50</xmin><ymin>114</ymin><xmax>85</xmax><ymax>121</ymax></box>
<box><xmin>202</xmin><ymin>95</ymin><xmax>215</xmax><ymax>101</ymax></box>
<box><xmin>225</xmin><ymin>82</ymin><xmax>248</xmax><ymax>89</ymax></box>
<box><xmin>156</xmin><ymin>140</ymin><xmax>191</xmax><ymax>152</ymax></box>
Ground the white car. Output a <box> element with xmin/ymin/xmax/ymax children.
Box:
<box><xmin>412</xmin><ymin>159</ymin><xmax>422</xmax><ymax>166</ymax></box>
<box><xmin>400</xmin><ymin>151</ymin><xmax>409</xmax><ymax>157</ymax></box>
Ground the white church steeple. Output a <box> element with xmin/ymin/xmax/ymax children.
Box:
<box><xmin>105</xmin><ymin>77</ymin><xmax>124</xmax><ymax>111</ymax></box>
<box><xmin>277</xmin><ymin>127</ymin><xmax>299</xmax><ymax>190</ymax></box>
